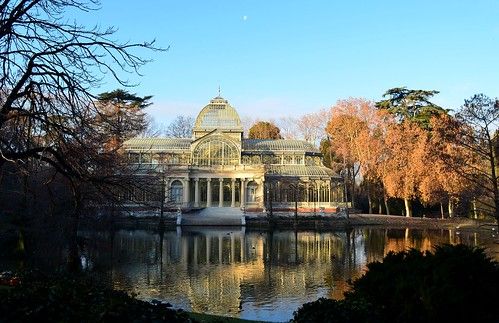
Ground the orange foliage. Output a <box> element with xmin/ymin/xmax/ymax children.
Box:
<box><xmin>382</xmin><ymin>121</ymin><xmax>426</xmax><ymax>201</ymax></box>
<box><xmin>327</xmin><ymin>98</ymin><xmax>392</xmax><ymax>182</ymax></box>
<box><xmin>425</xmin><ymin>115</ymin><xmax>478</xmax><ymax>203</ymax></box>
<box><xmin>326</xmin><ymin>98</ymin><xmax>475</xmax><ymax>216</ymax></box>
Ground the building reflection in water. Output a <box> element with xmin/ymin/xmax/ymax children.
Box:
<box><xmin>80</xmin><ymin>227</ymin><xmax>487</xmax><ymax>322</ymax></box>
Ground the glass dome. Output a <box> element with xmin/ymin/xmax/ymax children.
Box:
<box><xmin>193</xmin><ymin>97</ymin><xmax>243</xmax><ymax>132</ymax></box>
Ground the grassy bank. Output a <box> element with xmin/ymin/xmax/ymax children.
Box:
<box><xmin>188</xmin><ymin>312</ymin><xmax>266</xmax><ymax>323</ymax></box>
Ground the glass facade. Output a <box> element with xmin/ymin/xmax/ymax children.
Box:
<box><xmin>122</xmin><ymin>96</ymin><xmax>341</xmax><ymax>208</ymax></box>
<box><xmin>192</xmin><ymin>139</ymin><xmax>239</xmax><ymax>166</ymax></box>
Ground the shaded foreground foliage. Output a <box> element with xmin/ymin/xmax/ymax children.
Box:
<box><xmin>0</xmin><ymin>271</ymin><xmax>194</xmax><ymax>322</ymax></box>
<box><xmin>293</xmin><ymin>244</ymin><xmax>498</xmax><ymax>323</ymax></box>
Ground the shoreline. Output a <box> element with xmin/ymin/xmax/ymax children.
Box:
<box><xmin>82</xmin><ymin>213</ymin><xmax>496</xmax><ymax>232</ymax></box>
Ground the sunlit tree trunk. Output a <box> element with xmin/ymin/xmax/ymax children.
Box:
<box><xmin>404</xmin><ymin>198</ymin><xmax>412</xmax><ymax>217</ymax></box>
<box><xmin>440</xmin><ymin>202</ymin><xmax>444</xmax><ymax>219</ymax></box>
<box><xmin>448</xmin><ymin>199</ymin><xmax>454</xmax><ymax>218</ymax></box>
<box><xmin>378</xmin><ymin>198</ymin><xmax>382</xmax><ymax>214</ymax></box>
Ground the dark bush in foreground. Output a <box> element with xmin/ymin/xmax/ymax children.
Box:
<box><xmin>292</xmin><ymin>297</ymin><xmax>377</xmax><ymax>323</ymax></box>
<box><xmin>0</xmin><ymin>271</ymin><xmax>194</xmax><ymax>322</ymax></box>
<box><xmin>293</xmin><ymin>244</ymin><xmax>498</xmax><ymax>323</ymax></box>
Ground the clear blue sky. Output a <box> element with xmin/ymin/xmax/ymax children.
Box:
<box><xmin>77</xmin><ymin>0</ymin><xmax>499</xmax><ymax>124</ymax></box>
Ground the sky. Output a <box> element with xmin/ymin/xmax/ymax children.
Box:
<box><xmin>74</xmin><ymin>0</ymin><xmax>499</xmax><ymax>125</ymax></box>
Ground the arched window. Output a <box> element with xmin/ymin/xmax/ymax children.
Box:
<box><xmin>247</xmin><ymin>181</ymin><xmax>258</xmax><ymax>203</ymax></box>
<box><xmin>170</xmin><ymin>180</ymin><xmax>183</xmax><ymax>204</ymax></box>
<box><xmin>192</xmin><ymin>139</ymin><xmax>239</xmax><ymax>166</ymax></box>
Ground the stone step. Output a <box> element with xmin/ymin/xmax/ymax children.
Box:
<box><xmin>181</xmin><ymin>207</ymin><xmax>245</xmax><ymax>226</ymax></box>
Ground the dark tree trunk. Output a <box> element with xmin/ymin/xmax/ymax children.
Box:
<box><xmin>384</xmin><ymin>192</ymin><xmax>390</xmax><ymax>216</ymax></box>
<box><xmin>367</xmin><ymin>183</ymin><xmax>372</xmax><ymax>214</ymax></box>
<box><xmin>67</xmin><ymin>184</ymin><xmax>82</xmax><ymax>273</ymax></box>
<box><xmin>350</xmin><ymin>166</ymin><xmax>355</xmax><ymax>208</ymax></box>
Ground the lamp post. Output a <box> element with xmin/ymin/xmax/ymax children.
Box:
<box><xmin>159</xmin><ymin>169</ymin><xmax>166</xmax><ymax>228</ymax></box>
<box><xmin>266</xmin><ymin>181</ymin><xmax>273</xmax><ymax>218</ymax></box>
<box><xmin>313</xmin><ymin>185</ymin><xmax>316</xmax><ymax>216</ymax></box>
<box><xmin>287</xmin><ymin>182</ymin><xmax>300</xmax><ymax>221</ymax></box>
<box><xmin>339</xmin><ymin>169</ymin><xmax>349</xmax><ymax>219</ymax></box>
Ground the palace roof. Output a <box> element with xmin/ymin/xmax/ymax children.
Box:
<box><xmin>124</xmin><ymin>138</ymin><xmax>191</xmax><ymax>151</ymax></box>
<box><xmin>124</xmin><ymin>137</ymin><xmax>322</xmax><ymax>155</ymax></box>
<box><xmin>265</xmin><ymin>165</ymin><xmax>341</xmax><ymax>179</ymax></box>
<box><xmin>243</xmin><ymin>139</ymin><xmax>320</xmax><ymax>153</ymax></box>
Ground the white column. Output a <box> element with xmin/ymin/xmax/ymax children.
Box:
<box><xmin>194</xmin><ymin>178</ymin><xmax>200</xmax><ymax>207</ymax></box>
<box><xmin>316</xmin><ymin>181</ymin><xmax>320</xmax><ymax>204</ymax></box>
<box><xmin>305</xmin><ymin>182</ymin><xmax>310</xmax><ymax>204</ymax></box>
<box><xmin>183</xmin><ymin>178</ymin><xmax>190</xmax><ymax>207</ymax></box>
<box><xmin>219</xmin><ymin>178</ymin><xmax>224</xmax><ymax>207</ymax></box>
<box><xmin>327</xmin><ymin>182</ymin><xmax>331</xmax><ymax>204</ymax></box>
<box><xmin>261</xmin><ymin>178</ymin><xmax>266</xmax><ymax>211</ymax></box>
<box><xmin>231</xmin><ymin>178</ymin><xmax>236</xmax><ymax>207</ymax></box>
<box><xmin>240</xmin><ymin>178</ymin><xmax>246</xmax><ymax>208</ymax></box>
<box><xmin>207</xmin><ymin>178</ymin><xmax>212</xmax><ymax>207</ymax></box>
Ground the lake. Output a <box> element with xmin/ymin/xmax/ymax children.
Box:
<box><xmin>76</xmin><ymin>226</ymin><xmax>495</xmax><ymax>322</ymax></box>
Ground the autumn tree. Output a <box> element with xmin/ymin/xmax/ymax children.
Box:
<box><xmin>355</xmin><ymin>110</ymin><xmax>392</xmax><ymax>214</ymax></box>
<box><xmin>411</xmin><ymin>116</ymin><xmax>475</xmax><ymax>218</ymax></box>
<box><xmin>326</xmin><ymin>98</ymin><xmax>385</xmax><ymax>209</ymax></box>
<box><xmin>382</xmin><ymin>122</ymin><xmax>427</xmax><ymax>217</ymax></box>
<box><xmin>248</xmin><ymin>121</ymin><xmax>283</xmax><ymax>139</ymax></box>
<box><xmin>164</xmin><ymin>115</ymin><xmax>194</xmax><ymax>138</ymax></box>
<box><xmin>375</xmin><ymin>87</ymin><xmax>455</xmax><ymax>217</ymax></box>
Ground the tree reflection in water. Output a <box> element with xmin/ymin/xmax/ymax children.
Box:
<box><xmin>78</xmin><ymin>227</ymin><xmax>487</xmax><ymax>322</ymax></box>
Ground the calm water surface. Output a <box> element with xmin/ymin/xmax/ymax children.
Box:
<box><xmin>79</xmin><ymin>227</ymin><xmax>495</xmax><ymax>322</ymax></box>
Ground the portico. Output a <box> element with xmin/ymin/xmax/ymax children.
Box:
<box><xmin>172</xmin><ymin>175</ymin><xmax>263</xmax><ymax>209</ymax></box>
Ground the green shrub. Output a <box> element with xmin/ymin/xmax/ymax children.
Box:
<box><xmin>292</xmin><ymin>297</ymin><xmax>377</xmax><ymax>323</ymax></box>
<box><xmin>0</xmin><ymin>271</ymin><xmax>194</xmax><ymax>322</ymax></box>
<box><xmin>293</xmin><ymin>244</ymin><xmax>498</xmax><ymax>323</ymax></box>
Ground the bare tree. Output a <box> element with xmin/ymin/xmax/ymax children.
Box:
<box><xmin>296</xmin><ymin>109</ymin><xmax>330</xmax><ymax>145</ymax></box>
<box><xmin>275</xmin><ymin>116</ymin><xmax>298</xmax><ymax>140</ymax></box>
<box><xmin>0</xmin><ymin>0</ymin><xmax>162</xmax><ymax>177</ymax></box>
<box><xmin>164</xmin><ymin>115</ymin><xmax>194</xmax><ymax>138</ymax></box>
<box><xmin>141</xmin><ymin>115</ymin><xmax>162</xmax><ymax>138</ymax></box>
<box><xmin>434</xmin><ymin>94</ymin><xmax>499</xmax><ymax>227</ymax></box>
